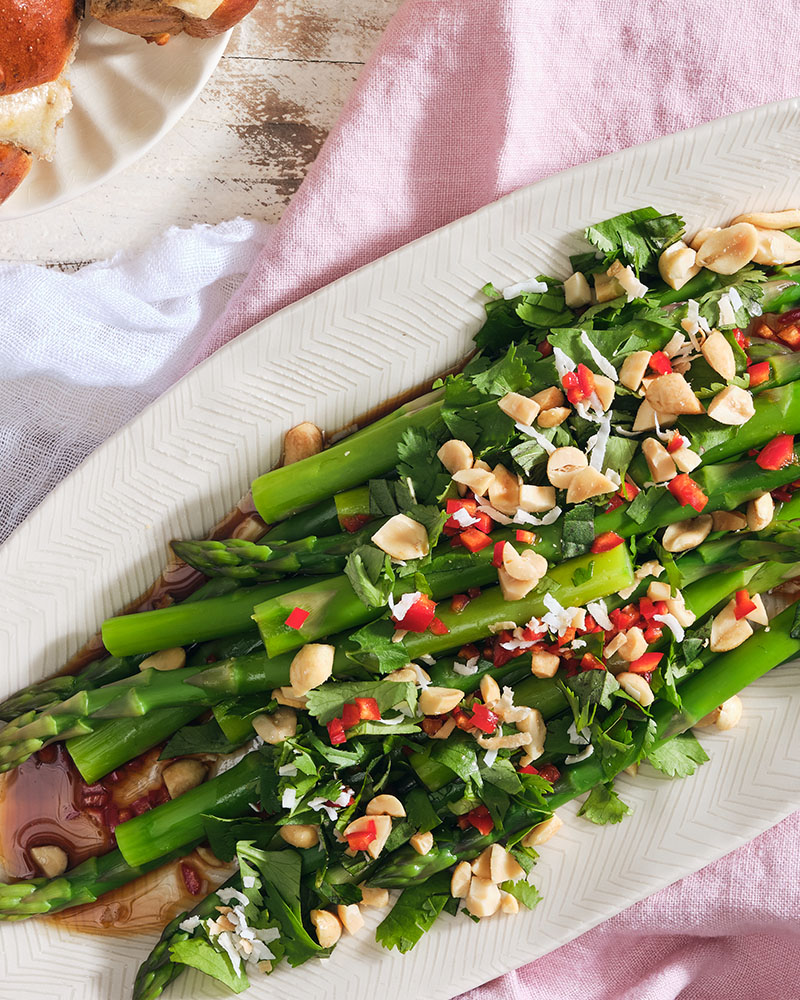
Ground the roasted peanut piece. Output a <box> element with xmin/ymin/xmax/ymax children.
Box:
<box><xmin>710</xmin><ymin>600</ymin><xmax>753</xmax><ymax>653</ymax></box>
<box><xmin>466</xmin><ymin>877</ymin><xmax>502</xmax><ymax>918</ymax></box>
<box><xmin>451</xmin><ymin>860</ymin><xmax>472</xmax><ymax>898</ymax></box>
<box><xmin>371</xmin><ymin>513</ymin><xmax>430</xmax><ymax>561</ymax></box>
<box><xmin>310</xmin><ymin>909</ymin><xmax>342</xmax><ymax>948</ymax></box>
<box><xmin>498</xmin><ymin>566</ymin><xmax>537</xmax><ymax>602</ymax></box>
<box><xmin>695</xmin><ymin>223</ymin><xmax>759</xmax><ymax>274</ymax></box>
<box><xmin>521</xmin><ymin>813</ymin><xmax>563</xmax><ymax>848</ymax></box>
<box><xmin>253</xmin><ymin>706</ymin><xmax>298</xmax><ymax>744</ymax></box>
<box><xmin>701</xmin><ymin>330</ymin><xmax>736</xmax><ymax>380</ymax></box>
<box><xmin>518</xmin><ymin>484</ymin><xmax>556</xmax><ymax>513</ymax></box>
<box><xmin>747</xmin><ymin>491</ymin><xmax>774</xmax><ymax>531</ymax></box>
<box><xmin>715</xmin><ymin>695</ymin><xmax>744</xmax><ymax>730</ymax></box>
<box><xmin>666</xmin><ymin>593</ymin><xmax>696</xmax><ymax>628</ymax></box>
<box><xmin>712</xmin><ymin>510</ymin><xmax>748</xmax><ymax>532</ymax></box>
<box><xmin>707</xmin><ymin>385</ymin><xmax>755</xmax><ymax>425</ymax></box>
<box><xmin>732</xmin><ymin>209</ymin><xmax>800</xmax><ymax>229</ymax></box>
<box><xmin>488</xmin><ymin>463</ymin><xmax>522</xmax><ymax>515</ymax></box>
<box><xmin>617</xmin><ymin>671</ymin><xmax>654</xmax><ymax>707</ymax></box>
<box><xmin>359</xmin><ymin>885</ymin><xmax>390</xmax><ymax>908</ymax></box>
<box><xmin>279</xmin><ymin>824</ymin><xmax>320</xmax><ymax>849</ymax></box>
<box><xmin>617</xmin><ymin>626</ymin><xmax>648</xmax><ymax>663</ymax></box>
<box><xmin>410</xmin><ymin>831</ymin><xmax>434</xmax><ymax>855</ymax></box>
<box><xmin>336</xmin><ymin>902</ymin><xmax>365</xmax><ymax>935</ymax></box>
<box><xmin>498</xmin><ymin>392</ymin><xmax>540</xmax><ymax>426</ymax></box>
<box><xmin>530</xmin><ymin>649</ymin><xmax>560</xmax><ymax>678</ymax></box>
<box><xmin>672</xmin><ymin>446</ymin><xmax>702</xmax><ymax>473</ymax></box>
<box><xmin>619</xmin><ymin>350</ymin><xmax>652</xmax><ymax>391</ymax></box>
<box><xmin>366</xmin><ymin>794</ymin><xmax>406</xmax><ymax>818</ymax></box>
<box><xmin>661</xmin><ymin>515</ymin><xmax>713</xmax><ymax>553</ymax></box>
<box><xmin>546</xmin><ymin>446</ymin><xmax>588</xmax><ymax>489</ymax></box>
<box><xmin>565</xmin><ymin>466</ymin><xmax>617</xmax><ymax>503</ymax></box>
<box><xmin>594</xmin><ymin>272</ymin><xmax>624</xmax><ymax>303</ymax></box>
<box><xmin>284</xmin><ymin>422</ymin><xmax>323</xmax><ymax>465</ymax></box>
<box><xmin>501</xmin><ymin>544</ymin><xmax>547</xmax><ymax>583</ymax></box>
<box><xmin>564</xmin><ymin>271</ymin><xmax>592</xmax><ymax>308</ymax></box>
<box><xmin>745</xmin><ymin>593</ymin><xmax>769</xmax><ymax>626</ymax></box>
<box><xmin>537</xmin><ymin>405</ymin><xmax>571</xmax><ymax>428</ymax></box>
<box><xmin>515</xmin><ymin>707</ymin><xmax>546</xmax><ymax>761</ymax></box>
<box><xmin>289</xmin><ymin>644</ymin><xmax>335</xmax><ymax>696</ymax></box>
<box><xmin>452</xmin><ymin>467</ymin><xmax>496</xmax><ymax>496</ymax></box>
<box><xmin>689</xmin><ymin>226</ymin><xmax>720</xmax><ymax>250</ymax></box>
<box><xmin>273</xmin><ymin>686</ymin><xmax>307</xmax><ymax>709</ymax></box>
<box><xmin>641</xmin><ymin>438</ymin><xmax>677</xmax><ymax>483</ymax></box>
<box><xmin>647</xmin><ymin>580</ymin><xmax>672</xmax><ymax>601</ymax></box>
<box><xmin>753</xmin><ymin>229</ymin><xmax>800</xmax><ymax>266</ymax></box>
<box><xmin>437</xmin><ymin>439</ymin><xmax>474</xmax><ymax>475</ymax></box>
<box><xmin>489</xmin><ymin>844</ymin><xmax>525</xmax><ymax>883</ymax></box>
<box><xmin>139</xmin><ymin>647</ymin><xmax>186</xmax><ymax>672</ymax></box>
<box><xmin>645</xmin><ymin>373</ymin><xmax>704</xmax><ymax>415</ymax></box>
<box><xmin>163</xmin><ymin>759</ymin><xmax>207</xmax><ymax>800</ymax></box>
<box><xmin>30</xmin><ymin>845</ymin><xmax>69</xmax><ymax>878</ymax></box>
<box><xmin>632</xmin><ymin>399</ymin><xmax>677</xmax><ymax>432</ymax></box>
<box><xmin>593</xmin><ymin>374</ymin><xmax>616</xmax><ymax>411</ymax></box>
<box><xmin>658</xmin><ymin>240</ymin><xmax>701</xmax><ymax>291</ymax></box>
<box><xmin>480</xmin><ymin>673</ymin><xmax>501</xmax><ymax>706</ymax></box>
<box><xmin>500</xmin><ymin>891</ymin><xmax>520</xmax><ymax>914</ymax></box>
<box><xmin>532</xmin><ymin>386</ymin><xmax>565</xmax><ymax>410</ymax></box>
<box><xmin>420</xmin><ymin>686</ymin><xmax>464</xmax><ymax>715</ymax></box>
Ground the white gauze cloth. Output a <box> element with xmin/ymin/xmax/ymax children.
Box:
<box><xmin>0</xmin><ymin>218</ymin><xmax>268</xmax><ymax>541</ymax></box>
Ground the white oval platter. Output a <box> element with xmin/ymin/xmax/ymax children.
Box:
<box><xmin>0</xmin><ymin>19</ymin><xmax>230</xmax><ymax>221</ymax></box>
<box><xmin>2</xmin><ymin>97</ymin><xmax>800</xmax><ymax>999</ymax></box>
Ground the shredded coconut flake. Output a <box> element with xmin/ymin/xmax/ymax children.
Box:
<box><xmin>453</xmin><ymin>659</ymin><xmax>479</xmax><ymax>676</ymax></box>
<box><xmin>718</xmin><ymin>293</ymin><xmax>736</xmax><ymax>327</ymax></box>
<box><xmin>476</xmin><ymin>500</ymin><xmax>513</xmax><ymax>525</ymax></box>
<box><xmin>219</xmin><ymin>888</ymin><xmax>250</xmax><ymax>908</ymax></box>
<box><xmin>663</xmin><ymin>332</ymin><xmax>687</xmax><ymax>358</ymax></box>
<box><xmin>388</xmin><ymin>592</ymin><xmax>421</xmax><ymax>621</ymax></box>
<box><xmin>309</xmin><ymin>797</ymin><xmax>339</xmax><ymax>821</ymax></box>
<box><xmin>502</xmin><ymin>277</ymin><xmax>549</xmax><ymax>299</ymax></box>
<box><xmin>419</xmin><ymin>653</ymin><xmax>435</xmax><ymax>665</ymax></box>
<box><xmin>567</xmin><ymin>721</ymin><xmax>592</xmax><ymax>746</ymax></box>
<box><xmin>515</xmin><ymin>420</ymin><xmax>557</xmax><ymax>453</ymax></box>
<box><xmin>587</xmin><ymin>412</ymin><xmax>612</xmax><ymax>471</ymax></box>
<box><xmin>586</xmin><ymin>599</ymin><xmax>613</xmax><ymax>630</ymax></box>
<box><xmin>179</xmin><ymin>915</ymin><xmax>201</xmax><ymax>933</ymax></box>
<box><xmin>565</xmin><ymin>745</ymin><xmax>595</xmax><ymax>765</ymax></box>
<box><xmin>727</xmin><ymin>286</ymin><xmax>743</xmax><ymax>311</ymax></box>
<box><xmin>483</xmin><ymin>748</ymin><xmax>498</xmax><ymax>768</ymax></box>
<box><xmin>278</xmin><ymin>763</ymin><xmax>298</xmax><ymax>777</ymax></box>
<box><xmin>580</xmin><ymin>331</ymin><xmax>619</xmax><ymax>380</ymax></box>
<box><xmin>379</xmin><ymin>714</ymin><xmax>408</xmax><ymax>725</ymax></box>
<box><xmin>450</xmin><ymin>507</ymin><xmax>479</xmax><ymax>528</ymax></box>
<box><xmin>242</xmin><ymin>875</ymin><xmax>256</xmax><ymax>889</ymax></box>
<box><xmin>653</xmin><ymin>612</ymin><xmax>685</xmax><ymax>642</ymax></box>
<box><xmin>281</xmin><ymin>787</ymin><xmax>297</xmax><ymax>811</ymax></box>
<box><xmin>513</xmin><ymin>506</ymin><xmax>562</xmax><ymax>526</ymax></box>
<box><xmin>553</xmin><ymin>346</ymin><xmax>577</xmax><ymax>381</ymax></box>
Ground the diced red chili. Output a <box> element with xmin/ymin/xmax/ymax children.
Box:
<box><xmin>459</xmin><ymin>527</ymin><xmax>493</xmax><ymax>552</ymax></box>
<box><xmin>492</xmin><ymin>541</ymin><xmax>507</xmax><ymax>567</ymax></box>
<box><xmin>538</xmin><ymin>340</ymin><xmax>553</xmax><ymax>357</ymax></box>
<box><xmin>605</xmin><ymin>492</ymin><xmax>625</xmax><ymax>513</ymax></box>
<box><xmin>518</xmin><ymin>764</ymin><xmax>540</xmax><ymax>775</ymax></box>
<box><xmin>327</xmin><ymin>718</ymin><xmax>346</xmax><ymax>745</ymax></box>
<box><xmin>516</xmin><ymin>529</ymin><xmax>535</xmax><ymax>544</ymax></box>
<box><xmin>747</xmin><ymin>361</ymin><xmax>770</xmax><ymax>387</ymax></box>
<box><xmin>638</xmin><ymin>598</ymin><xmax>656</xmax><ymax>620</ymax></box>
<box><xmin>666</xmin><ymin>433</ymin><xmax>685</xmax><ymax>453</ymax></box>
<box><xmin>580</xmin><ymin>653</ymin><xmax>605</xmax><ymax>671</ymax></box>
<box><xmin>732</xmin><ymin>328</ymin><xmax>750</xmax><ymax>351</ymax></box>
<box><xmin>610</xmin><ymin>605</ymin><xmax>639</xmax><ymax>630</ymax></box>
<box><xmin>492</xmin><ymin>643</ymin><xmax>518</xmax><ymax>668</ymax></box>
<box><xmin>590</xmin><ymin>531</ymin><xmax>624</xmax><ymax>553</ymax></box>
<box><xmin>459</xmin><ymin>643</ymin><xmax>481</xmax><ymax>660</ymax></box>
<box><xmin>668</xmin><ymin>473</ymin><xmax>708</xmax><ymax>512</ymax></box>
<box><xmin>421</xmin><ymin>716</ymin><xmax>443</xmax><ymax>736</ymax></box>
<box><xmin>470</xmin><ymin>702</ymin><xmax>499</xmax><ymax>734</ymax></box>
<box><xmin>346</xmin><ymin>819</ymin><xmax>377</xmax><ymax>852</ymax></box>
<box><xmin>643</xmin><ymin>624</ymin><xmax>663</xmax><ymax>643</ymax></box>
<box><xmin>734</xmin><ymin>589</ymin><xmax>757</xmax><ymax>620</ymax></box>
<box><xmin>181</xmin><ymin>863</ymin><xmax>202</xmax><ymax>896</ymax></box>
<box><xmin>452</xmin><ymin>708</ymin><xmax>474</xmax><ymax>731</ymax></box>
<box><xmin>285</xmin><ymin>607</ymin><xmax>310</xmax><ymax>630</ymax></box>
<box><xmin>355</xmin><ymin>697</ymin><xmax>381</xmax><ymax>721</ymax></box>
<box><xmin>576</xmin><ymin>363</ymin><xmax>596</xmax><ymax>400</ymax></box>
<box><xmin>537</xmin><ymin>764</ymin><xmax>561</xmax><ymax>784</ymax></box>
<box><xmin>472</xmin><ymin>511</ymin><xmax>494</xmax><ymax>534</ymax></box>
<box><xmin>340</xmin><ymin>514</ymin><xmax>372</xmax><ymax>533</ymax></box>
<box><xmin>430</xmin><ymin>617</ymin><xmax>450</xmax><ymax>636</ymax></box>
<box><xmin>756</xmin><ymin>434</ymin><xmax>795</xmax><ymax>471</ymax></box>
<box><xmin>778</xmin><ymin>324</ymin><xmax>800</xmax><ymax>347</ymax></box>
<box><xmin>755</xmin><ymin>322</ymin><xmax>775</xmax><ymax>341</ymax></box>
<box><xmin>773</xmin><ymin>487</ymin><xmax>794</xmax><ymax>503</ymax></box>
<box><xmin>465</xmin><ymin>805</ymin><xmax>494</xmax><ymax>836</ymax></box>
<box><xmin>341</xmin><ymin>702</ymin><xmax>361</xmax><ymax>729</ymax></box>
<box><xmin>581</xmin><ymin>614</ymin><xmax>602</xmax><ymax>634</ymax></box>
<box><xmin>456</xmin><ymin>815</ymin><xmax>470</xmax><ymax>830</ymax></box>
<box><xmin>555</xmin><ymin>626</ymin><xmax>577</xmax><ymax>648</ymax></box>
<box><xmin>561</xmin><ymin>370</ymin><xmax>581</xmax><ymax>405</ymax></box>
<box><xmin>648</xmin><ymin>350</ymin><xmax>673</xmax><ymax>375</ymax></box>
<box><xmin>468</xmin><ymin>587</ymin><xmax>482</xmax><ymax>599</ymax></box>
<box><xmin>447</xmin><ymin>498</ymin><xmax>478</xmax><ymax>515</ymax></box>
<box><xmin>629</xmin><ymin>651</ymin><xmax>663</xmax><ymax>674</ymax></box>
<box><xmin>451</xmin><ymin>593</ymin><xmax>471</xmax><ymax>614</ymax></box>
<box><xmin>393</xmin><ymin>594</ymin><xmax>437</xmax><ymax>632</ymax></box>
<box><xmin>621</xmin><ymin>478</ymin><xmax>640</xmax><ymax>500</ymax></box>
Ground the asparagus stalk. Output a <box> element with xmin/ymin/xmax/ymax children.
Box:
<box><xmin>265</xmin><ymin>485</ymin><xmax>372</xmax><ymax>543</ymax></box>
<box><xmin>0</xmin><ymin>846</ymin><xmax>195</xmax><ymax>920</ymax></box>
<box><xmin>171</xmin><ymin>518</ymin><xmax>385</xmax><ymax>582</ymax></box>
<box><xmin>102</xmin><ymin>579</ymin><xmax>304</xmax><ymax>658</ymax></box>
<box><xmin>251</xmin><ymin>390</ymin><xmax>445</xmax><ymax>523</ymax></box>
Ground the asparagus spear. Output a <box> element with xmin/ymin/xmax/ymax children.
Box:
<box><xmin>251</xmin><ymin>390</ymin><xmax>445</xmax><ymax>524</ymax></box>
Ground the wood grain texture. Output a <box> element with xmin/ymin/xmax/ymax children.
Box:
<box><xmin>0</xmin><ymin>0</ymin><xmax>402</xmax><ymax>265</ymax></box>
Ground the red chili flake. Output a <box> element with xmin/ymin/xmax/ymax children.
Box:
<box><xmin>452</xmin><ymin>708</ymin><xmax>474</xmax><ymax>731</ymax></box>
<box><xmin>747</xmin><ymin>361</ymin><xmax>770</xmax><ymax>387</ymax></box>
<box><xmin>465</xmin><ymin>805</ymin><xmax>494</xmax><ymax>836</ymax></box>
<box><xmin>537</xmin><ymin>340</ymin><xmax>553</xmax><ymax>357</ymax></box>
<box><xmin>492</xmin><ymin>643</ymin><xmax>518</xmax><ymax>668</ymax></box>
<box><xmin>756</xmin><ymin>434</ymin><xmax>795</xmax><ymax>471</ymax></box>
<box><xmin>492</xmin><ymin>541</ymin><xmax>507</xmax><ymax>567</ymax></box>
<box><xmin>590</xmin><ymin>531</ymin><xmax>624</xmax><ymax>553</ymax></box>
<box><xmin>470</xmin><ymin>702</ymin><xmax>499</xmax><ymax>734</ymax></box>
<box><xmin>430</xmin><ymin>617</ymin><xmax>450</xmax><ymax>636</ymax></box>
<box><xmin>467</xmin><ymin>587</ymin><xmax>482</xmax><ymax>599</ymax></box>
<box><xmin>285</xmin><ymin>607</ymin><xmax>310</xmax><ymax>630</ymax></box>
<box><xmin>459</xmin><ymin>527</ymin><xmax>493</xmax><ymax>552</ymax></box>
<box><xmin>648</xmin><ymin>350</ymin><xmax>673</xmax><ymax>375</ymax></box>
<box><xmin>451</xmin><ymin>593</ymin><xmax>471</xmax><ymax>614</ymax></box>
<box><xmin>181</xmin><ymin>863</ymin><xmax>202</xmax><ymax>896</ymax></box>
<box><xmin>666</xmin><ymin>432</ymin><xmax>685</xmax><ymax>454</ymax></box>
<box><xmin>341</xmin><ymin>702</ymin><xmax>361</xmax><ymax>729</ymax></box>
<box><xmin>393</xmin><ymin>594</ymin><xmax>437</xmax><ymax>633</ymax></box>
<box><xmin>580</xmin><ymin>653</ymin><xmax>605</xmax><ymax>671</ymax></box>
<box><xmin>537</xmin><ymin>764</ymin><xmax>561</xmax><ymax>784</ymax></box>
<box><xmin>628</xmin><ymin>651</ymin><xmax>663</xmax><ymax>674</ymax></box>
<box><xmin>346</xmin><ymin>819</ymin><xmax>377</xmax><ymax>853</ymax></box>
<box><xmin>421</xmin><ymin>717</ymin><xmax>444</xmax><ymax>736</ymax></box>
<box><xmin>340</xmin><ymin>514</ymin><xmax>372</xmax><ymax>533</ymax></box>
<box><xmin>643</xmin><ymin>624</ymin><xmax>663</xmax><ymax>643</ymax></box>
<box><xmin>778</xmin><ymin>324</ymin><xmax>800</xmax><ymax>347</ymax></box>
<box><xmin>518</xmin><ymin>764</ymin><xmax>540</xmax><ymax>775</ymax></box>
<box><xmin>732</xmin><ymin>327</ymin><xmax>750</xmax><ymax>351</ymax></box>
<box><xmin>459</xmin><ymin>643</ymin><xmax>481</xmax><ymax>660</ymax></box>
<box><xmin>734</xmin><ymin>589</ymin><xmax>757</xmax><ymax>620</ymax></box>
<box><xmin>327</xmin><ymin>717</ymin><xmax>346</xmax><ymax>745</ymax></box>
<box><xmin>668</xmin><ymin>473</ymin><xmax>708</xmax><ymax>512</ymax></box>
<box><xmin>515</xmin><ymin>529</ymin><xmax>535</xmax><ymax>544</ymax></box>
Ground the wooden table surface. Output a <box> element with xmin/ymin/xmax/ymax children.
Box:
<box><xmin>0</xmin><ymin>0</ymin><xmax>401</xmax><ymax>267</ymax></box>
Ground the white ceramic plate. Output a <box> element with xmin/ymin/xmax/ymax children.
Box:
<box><xmin>0</xmin><ymin>19</ymin><xmax>230</xmax><ymax>221</ymax></box>
<box><xmin>3</xmin><ymin>98</ymin><xmax>800</xmax><ymax>999</ymax></box>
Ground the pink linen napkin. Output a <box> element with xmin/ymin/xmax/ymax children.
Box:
<box><xmin>197</xmin><ymin>1</ymin><xmax>800</xmax><ymax>995</ymax></box>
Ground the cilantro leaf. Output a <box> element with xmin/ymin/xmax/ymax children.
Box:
<box><xmin>470</xmin><ymin>344</ymin><xmax>531</xmax><ymax>397</ymax></box>
<box><xmin>474</xmin><ymin>281</ymin><xmax>573</xmax><ymax>353</ymax></box>
<box><xmin>562</xmin><ymin>671</ymin><xmax>620</xmax><ymax>730</ymax></box>
<box><xmin>397</xmin><ymin>427</ymin><xmax>448</xmax><ymax>505</ymax></box>
<box><xmin>346</xmin><ymin>620</ymin><xmax>412</xmax><ymax>674</ymax></box>
<box><xmin>344</xmin><ymin>544</ymin><xmax>395</xmax><ymax>608</ymax></box>
<box><xmin>169</xmin><ymin>937</ymin><xmax>250</xmax><ymax>993</ymax></box>
<box><xmin>646</xmin><ymin>731</ymin><xmax>709</xmax><ymax>778</ymax></box>
<box><xmin>500</xmin><ymin>878</ymin><xmax>542</xmax><ymax>911</ymax></box>
<box><xmin>160</xmin><ymin>718</ymin><xmax>243</xmax><ymax>759</ymax></box>
<box><xmin>584</xmin><ymin>207</ymin><xmax>685</xmax><ymax>274</ymax></box>
<box><xmin>375</xmin><ymin>870</ymin><xmax>452</xmax><ymax>953</ymax></box>
<box><xmin>305</xmin><ymin>679</ymin><xmax>417</xmax><ymax>724</ymax></box>
<box><xmin>578</xmin><ymin>781</ymin><xmax>632</xmax><ymax>825</ymax></box>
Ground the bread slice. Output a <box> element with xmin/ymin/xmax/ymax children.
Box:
<box><xmin>89</xmin><ymin>0</ymin><xmax>258</xmax><ymax>40</ymax></box>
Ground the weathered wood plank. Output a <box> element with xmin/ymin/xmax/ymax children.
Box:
<box><xmin>0</xmin><ymin>0</ymin><xmax>401</xmax><ymax>265</ymax></box>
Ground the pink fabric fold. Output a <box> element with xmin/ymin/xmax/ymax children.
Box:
<box><xmin>203</xmin><ymin>0</ymin><xmax>800</xmax><ymax>993</ymax></box>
